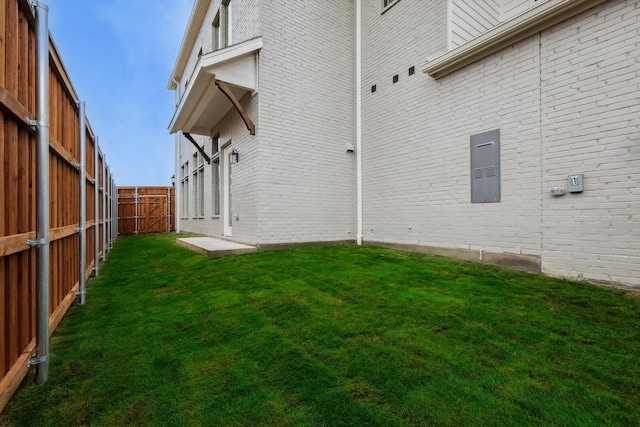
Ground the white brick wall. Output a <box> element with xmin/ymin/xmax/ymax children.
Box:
<box><xmin>362</xmin><ymin>0</ymin><xmax>639</xmax><ymax>286</ymax></box>
<box><xmin>540</xmin><ymin>0</ymin><xmax>640</xmax><ymax>285</ymax></box>
<box><xmin>176</xmin><ymin>0</ymin><xmax>261</xmax><ymax>245</ymax></box>
<box><xmin>256</xmin><ymin>0</ymin><xmax>356</xmax><ymax>245</ymax></box>
<box><xmin>173</xmin><ymin>0</ymin><xmax>639</xmax><ymax>287</ymax></box>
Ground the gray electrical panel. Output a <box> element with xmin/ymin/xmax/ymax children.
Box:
<box><xmin>471</xmin><ymin>129</ymin><xmax>500</xmax><ymax>203</ymax></box>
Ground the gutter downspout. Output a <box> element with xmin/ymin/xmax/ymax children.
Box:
<box><xmin>172</xmin><ymin>78</ymin><xmax>181</xmax><ymax>234</ymax></box>
<box><xmin>77</xmin><ymin>101</ymin><xmax>87</xmax><ymax>305</ymax></box>
<box><xmin>356</xmin><ymin>0</ymin><xmax>363</xmax><ymax>245</ymax></box>
<box><xmin>32</xmin><ymin>0</ymin><xmax>50</xmax><ymax>384</ymax></box>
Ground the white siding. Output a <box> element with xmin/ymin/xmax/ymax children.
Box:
<box><xmin>449</xmin><ymin>1</ymin><xmax>539</xmax><ymax>49</ymax></box>
<box><xmin>501</xmin><ymin>0</ymin><xmax>537</xmax><ymax>21</ymax></box>
<box><xmin>449</xmin><ymin>0</ymin><xmax>500</xmax><ymax>49</ymax></box>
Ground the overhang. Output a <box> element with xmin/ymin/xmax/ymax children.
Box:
<box><xmin>169</xmin><ymin>37</ymin><xmax>262</xmax><ymax>136</ymax></box>
<box><xmin>422</xmin><ymin>0</ymin><xmax>608</xmax><ymax>79</ymax></box>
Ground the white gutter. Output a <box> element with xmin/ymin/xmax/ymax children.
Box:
<box><xmin>356</xmin><ymin>0</ymin><xmax>363</xmax><ymax>245</ymax></box>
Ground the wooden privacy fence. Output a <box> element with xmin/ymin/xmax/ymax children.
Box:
<box><xmin>0</xmin><ymin>0</ymin><xmax>118</xmax><ymax>413</ymax></box>
<box><xmin>118</xmin><ymin>187</ymin><xmax>175</xmax><ymax>235</ymax></box>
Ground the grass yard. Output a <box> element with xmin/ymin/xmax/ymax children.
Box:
<box><xmin>1</xmin><ymin>234</ymin><xmax>639</xmax><ymax>426</ymax></box>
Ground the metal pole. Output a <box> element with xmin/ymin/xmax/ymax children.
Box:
<box><xmin>102</xmin><ymin>156</ymin><xmax>107</xmax><ymax>259</ymax></box>
<box><xmin>77</xmin><ymin>101</ymin><xmax>87</xmax><ymax>305</ymax></box>
<box><xmin>114</xmin><ymin>177</ymin><xmax>118</xmax><ymax>242</ymax></box>
<box><xmin>94</xmin><ymin>139</ymin><xmax>99</xmax><ymax>277</ymax></box>
<box><xmin>111</xmin><ymin>177</ymin><xmax>115</xmax><ymax>243</ymax></box>
<box><xmin>106</xmin><ymin>166</ymin><xmax>111</xmax><ymax>253</ymax></box>
<box><xmin>109</xmin><ymin>174</ymin><xmax>114</xmax><ymax>248</ymax></box>
<box><xmin>32</xmin><ymin>0</ymin><xmax>50</xmax><ymax>384</ymax></box>
<box><xmin>135</xmin><ymin>186</ymin><xmax>139</xmax><ymax>235</ymax></box>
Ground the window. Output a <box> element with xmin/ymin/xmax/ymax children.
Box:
<box><xmin>211</xmin><ymin>134</ymin><xmax>220</xmax><ymax>216</ymax></box>
<box><xmin>383</xmin><ymin>0</ymin><xmax>400</xmax><ymax>10</ymax></box>
<box><xmin>213</xmin><ymin>160</ymin><xmax>220</xmax><ymax>216</ymax></box>
<box><xmin>212</xmin><ymin>1</ymin><xmax>232</xmax><ymax>51</ymax></box>
<box><xmin>212</xmin><ymin>13</ymin><xmax>221</xmax><ymax>50</ymax></box>
<box><xmin>181</xmin><ymin>162</ymin><xmax>189</xmax><ymax>218</ymax></box>
<box><xmin>224</xmin><ymin>0</ymin><xmax>232</xmax><ymax>46</ymax></box>
<box><xmin>193</xmin><ymin>153</ymin><xmax>205</xmax><ymax>217</ymax></box>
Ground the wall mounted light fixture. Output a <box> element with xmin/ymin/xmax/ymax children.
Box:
<box><xmin>230</xmin><ymin>149</ymin><xmax>239</xmax><ymax>164</ymax></box>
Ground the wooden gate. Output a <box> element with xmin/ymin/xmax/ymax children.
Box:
<box><xmin>118</xmin><ymin>187</ymin><xmax>175</xmax><ymax>235</ymax></box>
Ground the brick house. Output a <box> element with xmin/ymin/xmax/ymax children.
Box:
<box><xmin>168</xmin><ymin>0</ymin><xmax>640</xmax><ymax>288</ymax></box>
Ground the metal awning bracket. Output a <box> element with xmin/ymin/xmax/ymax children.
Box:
<box><xmin>183</xmin><ymin>133</ymin><xmax>211</xmax><ymax>164</ymax></box>
<box><xmin>215</xmin><ymin>80</ymin><xmax>256</xmax><ymax>135</ymax></box>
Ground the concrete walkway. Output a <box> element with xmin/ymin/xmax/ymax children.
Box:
<box><xmin>176</xmin><ymin>237</ymin><xmax>257</xmax><ymax>258</ymax></box>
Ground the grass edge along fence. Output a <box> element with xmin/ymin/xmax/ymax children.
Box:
<box><xmin>0</xmin><ymin>0</ymin><xmax>118</xmax><ymax>413</ymax></box>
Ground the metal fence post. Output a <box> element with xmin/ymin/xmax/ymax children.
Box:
<box><xmin>135</xmin><ymin>186</ymin><xmax>139</xmax><ymax>235</ymax></box>
<box><xmin>77</xmin><ymin>100</ymin><xmax>87</xmax><ymax>305</ymax></box>
<box><xmin>94</xmin><ymin>140</ymin><xmax>99</xmax><ymax>277</ymax></box>
<box><xmin>102</xmin><ymin>156</ymin><xmax>107</xmax><ymax>259</ymax></box>
<box><xmin>31</xmin><ymin>0</ymin><xmax>51</xmax><ymax>385</ymax></box>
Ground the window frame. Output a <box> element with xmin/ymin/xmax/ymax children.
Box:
<box><xmin>181</xmin><ymin>161</ymin><xmax>189</xmax><ymax>219</ymax></box>
<box><xmin>212</xmin><ymin>12</ymin><xmax>221</xmax><ymax>51</ymax></box>
<box><xmin>382</xmin><ymin>0</ymin><xmax>400</xmax><ymax>14</ymax></box>
<box><xmin>192</xmin><ymin>152</ymin><xmax>205</xmax><ymax>218</ymax></box>
<box><xmin>211</xmin><ymin>134</ymin><xmax>221</xmax><ymax>218</ymax></box>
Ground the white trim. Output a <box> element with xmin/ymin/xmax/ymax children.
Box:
<box><xmin>168</xmin><ymin>0</ymin><xmax>209</xmax><ymax>89</ymax></box>
<box><xmin>222</xmin><ymin>143</ymin><xmax>232</xmax><ymax>237</ymax></box>
<box><xmin>422</xmin><ymin>0</ymin><xmax>608</xmax><ymax>79</ymax></box>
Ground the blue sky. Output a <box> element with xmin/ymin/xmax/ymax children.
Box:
<box><xmin>46</xmin><ymin>0</ymin><xmax>192</xmax><ymax>186</ymax></box>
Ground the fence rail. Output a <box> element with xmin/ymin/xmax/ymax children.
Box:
<box><xmin>0</xmin><ymin>0</ymin><xmax>118</xmax><ymax>412</ymax></box>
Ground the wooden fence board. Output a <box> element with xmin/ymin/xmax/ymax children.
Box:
<box><xmin>118</xmin><ymin>187</ymin><xmax>175</xmax><ymax>235</ymax></box>
<box><xmin>0</xmin><ymin>0</ymin><xmax>5</xmax><ymax>87</ymax></box>
<box><xmin>0</xmin><ymin>257</ymin><xmax>5</xmax><ymax>375</ymax></box>
<box><xmin>0</xmin><ymin>0</ymin><xmax>118</xmax><ymax>411</ymax></box>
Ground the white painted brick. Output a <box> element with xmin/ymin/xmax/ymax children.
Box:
<box><xmin>173</xmin><ymin>0</ymin><xmax>640</xmax><ymax>286</ymax></box>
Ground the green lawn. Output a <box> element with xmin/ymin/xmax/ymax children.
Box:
<box><xmin>2</xmin><ymin>234</ymin><xmax>639</xmax><ymax>426</ymax></box>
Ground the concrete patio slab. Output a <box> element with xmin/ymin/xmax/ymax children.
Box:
<box><xmin>177</xmin><ymin>237</ymin><xmax>257</xmax><ymax>258</ymax></box>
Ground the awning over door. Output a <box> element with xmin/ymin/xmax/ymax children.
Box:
<box><xmin>169</xmin><ymin>37</ymin><xmax>262</xmax><ymax>136</ymax></box>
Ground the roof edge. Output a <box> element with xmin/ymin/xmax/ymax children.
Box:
<box><xmin>168</xmin><ymin>0</ymin><xmax>210</xmax><ymax>90</ymax></box>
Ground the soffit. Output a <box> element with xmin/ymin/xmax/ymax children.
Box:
<box><xmin>168</xmin><ymin>37</ymin><xmax>262</xmax><ymax>136</ymax></box>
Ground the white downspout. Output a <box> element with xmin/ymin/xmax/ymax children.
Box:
<box><xmin>172</xmin><ymin>78</ymin><xmax>181</xmax><ymax>233</ymax></box>
<box><xmin>356</xmin><ymin>0</ymin><xmax>363</xmax><ymax>245</ymax></box>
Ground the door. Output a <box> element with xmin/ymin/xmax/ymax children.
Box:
<box><xmin>222</xmin><ymin>144</ymin><xmax>233</xmax><ymax>236</ymax></box>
